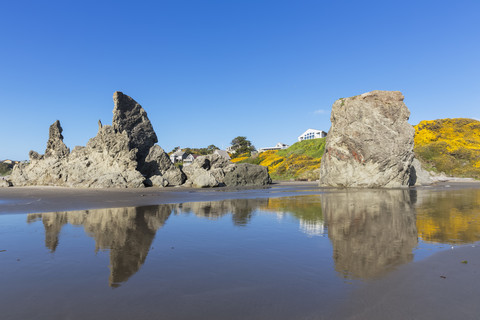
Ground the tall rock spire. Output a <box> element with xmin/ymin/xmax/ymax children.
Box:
<box><xmin>44</xmin><ymin>120</ymin><xmax>70</xmax><ymax>158</ymax></box>
<box><xmin>112</xmin><ymin>92</ymin><xmax>158</xmax><ymax>167</ymax></box>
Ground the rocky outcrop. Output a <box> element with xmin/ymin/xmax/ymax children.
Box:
<box><xmin>0</xmin><ymin>178</ymin><xmax>12</xmax><ymax>187</ymax></box>
<box><xmin>11</xmin><ymin>122</ymin><xmax>145</xmax><ymax>188</ymax></box>
<box><xmin>181</xmin><ymin>154</ymin><xmax>270</xmax><ymax>188</ymax></box>
<box><xmin>45</xmin><ymin>120</ymin><xmax>70</xmax><ymax>158</ymax></box>
<box><xmin>142</xmin><ymin>145</ymin><xmax>186</xmax><ymax>186</ymax></box>
<box><xmin>409</xmin><ymin>158</ymin><xmax>433</xmax><ymax>186</ymax></box>
<box><xmin>319</xmin><ymin>91</ymin><xmax>415</xmax><ymax>188</ymax></box>
<box><xmin>224</xmin><ymin>163</ymin><xmax>272</xmax><ymax>186</ymax></box>
<box><xmin>182</xmin><ymin>154</ymin><xmax>226</xmax><ymax>187</ymax></box>
<box><xmin>10</xmin><ymin>92</ymin><xmax>152</xmax><ymax>188</ymax></box>
<box><xmin>10</xmin><ymin>91</ymin><xmax>271</xmax><ymax>188</ymax></box>
<box><xmin>113</xmin><ymin>92</ymin><xmax>158</xmax><ymax>169</ymax></box>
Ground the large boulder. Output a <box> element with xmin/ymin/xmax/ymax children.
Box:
<box><xmin>142</xmin><ymin>145</ymin><xmax>186</xmax><ymax>186</ymax></box>
<box><xmin>191</xmin><ymin>170</ymin><xmax>219</xmax><ymax>188</ymax></box>
<box><xmin>319</xmin><ymin>91</ymin><xmax>415</xmax><ymax>188</ymax></box>
<box><xmin>148</xmin><ymin>175</ymin><xmax>169</xmax><ymax>187</ymax></box>
<box><xmin>0</xmin><ymin>178</ymin><xmax>12</xmax><ymax>187</ymax></box>
<box><xmin>182</xmin><ymin>154</ymin><xmax>271</xmax><ymax>188</ymax></box>
<box><xmin>224</xmin><ymin>163</ymin><xmax>272</xmax><ymax>186</ymax></box>
<box><xmin>409</xmin><ymin>158</ymin><xmax>433</xmax><ymax>186</ymax></box>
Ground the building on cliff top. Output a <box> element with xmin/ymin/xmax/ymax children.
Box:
<box><xmin>297</xmin><ymin>129</ymin><xmax>327</xmax><ymax>142</ymax></box>
<box><xmin>258</xmin><ymin>143</ymin><xmax>290</xmax><ymax>153</ymax></box>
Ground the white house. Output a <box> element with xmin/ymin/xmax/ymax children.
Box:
<box><xmin>297</xmin><ymin>129</ymin><xmax>327</xmax><ymax>142</ymax></box>
<box><xmin>258</xmin><ymin>143</ymin><xmax>290</xmax><ymax>153</ymax></box>
<box><xmin>182</xmin><ymin>154</ymin><xmax>196</xmax><ymax>166</ymax></box>
<box><xmin>170</xmin><ymin>150</ymin><xmax>191</xmax><ymax>163</ymax></box>
<box><xmin>225</xmin><ymin>146</ymin><xmax>236</xmax><ymax>154</ymax></box>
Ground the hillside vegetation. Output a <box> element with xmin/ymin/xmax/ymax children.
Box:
<box><xmin>233</xmin><ymin>118</ymin><xmax>480</xmax><ymax>182</ymax></box>
<box><xmin>233</xmin><ymin>139</ymin><xmax>326</xmax><ymax>180</ymax></box>
<box><xmin>0</xmin><ymin>163</ymin><xmax>12</xmax><ymax>176</ymax></box>
<box><xmin>414</xmin><ymin>118</ymin><xmax>480</xmax><ymax>179</ymax></box>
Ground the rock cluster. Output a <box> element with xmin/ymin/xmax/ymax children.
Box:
<box><xmin>319</xmin><ymin>91</ymin><xmax>416</xmax><ymax>188</ymax></box>
<box><xmin>10</xmin><ymin>92</ymin><xmax>271</xmax><ymax>188</ymax></box>
<box><xmin>182</xmin><ymin>154</ymin><xmax>271</xmax><ymax>188</ymax></box>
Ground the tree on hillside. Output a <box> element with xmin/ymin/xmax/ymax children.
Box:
<box><xmin>207</xmin><ymin>145</ymin><xmax>219</xmax><ymax>153</ymax></box>
<box><xmin>179</xmin><ymin>145</ymin><xmax>220</xmax><ymax>156</ymax></box>
<box><xmin>170</xmin><ymin>146</ymin><xmax>180</xmax><ymax>154</ymax></box>
<box><xmin>230</xmin><ymin>136</ymin><xmax>255</xmax><ymax>157</ymax></box>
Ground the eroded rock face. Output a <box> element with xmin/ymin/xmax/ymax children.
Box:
<box><xmin>181</xmin><ymin>154</ymin><xmax>271</xmax><ymax>188</ymax></box>
<box><xmin>183</xmin><ymin>155</ymin><xmax>221</xmax><ymax>187</ymax></box>
<box><xmin>10</xmin><ymin>91</ymin><xmax>271</xmax><ymax>188</ymax></box>
<box><xmin>10</xmin><ymin>92</ymin><xmax>155</xmax><ymax>188</ymax></box>
<box><xmin>11</xmin><ymin>123</ymin><xmax>145</xmax><ymax>188</ymax></box>
<box><xmin>142</xmin><ymin>145</ymin><xmax>185</xmax><ymax>186</ymax></box>
<box><xmin>0</xmin><ymin>178</ymin><xmax>12</xmax><ymax>187</ymax></box>
<box><xmin>224</xmin><ymin>163</ymin><xmax>272</xmax><ymax>186</ymax></box>
<box><xmin>319</xmin><ymin>91</ymin><xmax>415</xmax><ymax>188</ymax></box>
<box><xmin>113</xmin><ymin>91</ymin><xmax>158</xmax><ymax>168</ymax></box>
<box><xmin>45</xmin><ymin>120</ymin><xmax>70</xmax><ymax>158</ymax></box>
<box><xmin>409</xmin><ymin>158</ymin><xmax>433</xmax><ymax>186</ymax></box>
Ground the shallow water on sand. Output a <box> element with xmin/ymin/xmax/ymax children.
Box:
<box><xmin>1</xmin><ymin>188</ymin><xmax>480</xmax><ymax>319</ymax></box>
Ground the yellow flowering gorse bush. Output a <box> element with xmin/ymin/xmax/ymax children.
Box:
<box><xmin>414</xmin><ymin>118</ymin><xmax>480</xmax><ymax>179</ymax></box>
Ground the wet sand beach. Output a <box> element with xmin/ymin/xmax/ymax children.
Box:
<box><xmin>1</xmin><ymin>181</ymin><xmax>480</xmax><ymax>319</ymax></box>
<box><xmin>334</xmin><ymin>244</ymin><xmax>480</xmax><ymax>319</ymax></box>
<box><xmin>1</xmin><ymin>180</ymin><xmax>479</xmax><ymax>215</ymax></box>
<box><xmin>0</xmin><ymin>182</ymin><xmax>323</xmax><ymax>214</ymax></box>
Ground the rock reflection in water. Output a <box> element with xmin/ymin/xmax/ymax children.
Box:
<box><xmin>174</xmin><ymin>198</ymin><xmax>268</xmax><ymax>226</ymax></box>
<box><xmin>322</xmin><ymin>189</ymin><xmax>418</xmax><ymax>280</ymax></box>
<box><xmin>28</xmin><ymin>205</ymin><xmax>173</xmax><ymax>287</ymax></box>
<box><xmin>27</xmin><ymin>192</ymin><xmax>420</xmax><ymax>286</ymax></box>
<box><xmin>26</xmin><ymin>199</ymin><xmax>269</xmax><ymax>287</ymax></box>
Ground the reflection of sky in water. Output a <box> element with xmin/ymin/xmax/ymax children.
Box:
<box><xmin>1</xmin><ymin>188</ymin><xmax>480</xmax><ymax>319</ymax></box>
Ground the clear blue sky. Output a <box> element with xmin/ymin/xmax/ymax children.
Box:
<box><xmin>1</xmin><ymin>0</ymin><xmax>479</xmax><ymax>160</ymax></box>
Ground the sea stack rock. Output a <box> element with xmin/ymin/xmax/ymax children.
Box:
<box><xmin>319</xmin><ymin>91</ymin><xmax>415</xmax><ymax>188</ymax></box>
<box><xmin>113</xmin><ymin>91</ymin><xmax>158</xmax><ymax>169</ymax></box>
<box><xmin>10</xmin><ymin>91</ymin><xmax>272</xmax><ymax>188</ymax></box>
<box><xmin>44</xmin><ymin>120</ymin><xmax>70</xmax><ymax>158</ymax></box>
<box><xmin>11</xmin><ymin>121</ymin><xmax>145</xmax><ymax>188</ymax></box>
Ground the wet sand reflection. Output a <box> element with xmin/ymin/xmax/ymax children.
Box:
<box><xmin>26</xmin><ymin>188</ymin><xmax>480</xmax><ymax>286</ymax></box>
<box><xmin>321</xmin><ymin>189</ymin><xmax>418</xmax><ymax>280</ymax></box>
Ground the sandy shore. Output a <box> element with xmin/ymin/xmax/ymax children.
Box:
<box><xmin>334</xmin><ymin>244</ymin><xmax>480</xmax><ymax>319</ymax></box>
<box><xmin>0</xmin><ymin>181</ymin><xmax>324</xmax><ymax>214</ymax></box>
<box><xmin>1</xmin><ymin>180</ymin><xmax>480</xmax><ymax>318</ymax></box>
<box><xmin>1</xmin><ymin>180</ymin><xmax>480</xmax><ymax>214</ymax></box>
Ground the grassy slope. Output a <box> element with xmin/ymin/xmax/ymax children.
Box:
<box><xmin>414</xmin><ymin>118</ymin><xmax>480</xmax><ymax>179</ymax></box>
<box><xmin>236</xmin><ymin>138</ymin><xmax>326</xmax><ymax>180</ymax></box>
<box><xmin>232</xmin><ymin>118</ymin><xmax>480</xmax><ymax>181</ymax></box>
